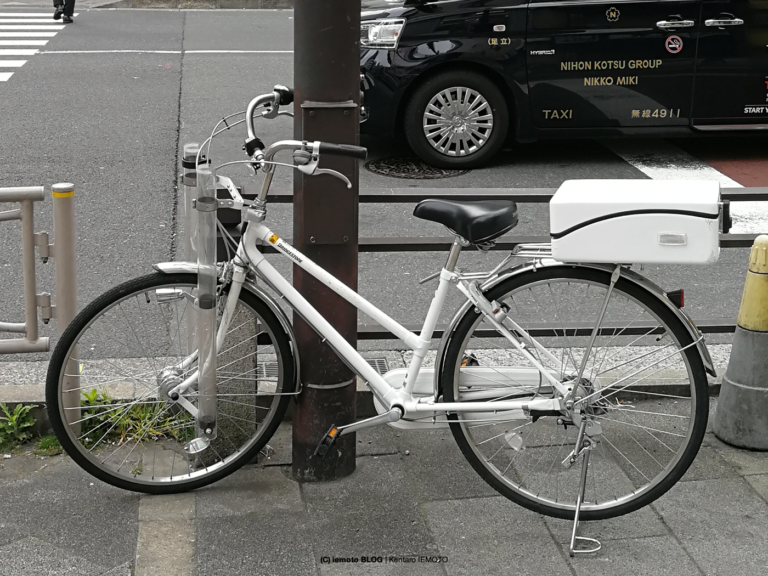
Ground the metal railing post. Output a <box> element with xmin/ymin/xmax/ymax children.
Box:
<box><xmin>0</xmin><ymin>186</ymin><xmax>48</xmax><ymax>354</ymax></box>
<box><xmin>51</xmin><ymin>183</ymin><xmax>79</xmax><ymax>427</ymax></box>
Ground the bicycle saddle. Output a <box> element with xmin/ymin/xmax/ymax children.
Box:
<box><xmin>413</xmin><ymin>199</ymin><xmax>518</xmax><ymax>244</ymax></box>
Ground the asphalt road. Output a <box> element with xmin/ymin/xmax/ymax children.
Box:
<box><xmin>0</xmin><ymin>8</ymin><xmax>763</xmax><ymax>362</ymax></box>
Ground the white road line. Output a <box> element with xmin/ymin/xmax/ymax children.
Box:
<box><xmin>0</xmin><ymin>72</ymin><xmax>13</xmax><ymax>81</ymax></box>
<box><xmin>0</xmin><ymin>19</ymin><xmax>66</xmax><ymax>24</ymax></box>
<box><xmin>0</xmin><ymin>32</ymin><xmax>57</xmax><ymax>37</ymax></box>
<box><xmin>603</xmin><ymin>139</ymin><xmax>767</xmax><ymax>234</ymax></box>
<box><xmin>0</xmin><ymin>48</ymin><xmax>37</xmax><ymax>55</ymax></box>
<box><xmin>40</xmin><ymin>50</ymin><xmax>294</xmax><ymax>54</ymax></box>
<box><xmin>0</xmin><ymin>12</ymin><xmax>78</xmax><ymax>16</ymax></box>
<box><xmin>0</xmin><ymin>40</ymin><xmax>48</xmax><ymax>45</ymax></box>
<box><xmin>0</xmin><ymin>60</ymin><xmax>25</xmax><ymax>66</ymax></box>
<box><xmin>42</xmin><ymin>50</ymin><xmax>182</xmax><ymax>54</ymax></box>
<box><xmin>0</xmin><ymin>25</ymin><xmax>65</xmax><ymax>30</ymax></box>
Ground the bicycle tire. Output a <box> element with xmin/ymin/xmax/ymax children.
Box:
<box><xmin>442</xmin><ymin>266</ymin><xmax>708</xmax><ymax>520</ymax></box>
<box><xmin>46</xmin><ymin>272</ymin><xmax>295</xmax><ymax>494</ymax></box>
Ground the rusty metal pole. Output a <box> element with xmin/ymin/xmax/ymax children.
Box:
<box><xmin>292</xmin><ymin>0</ymin><xmax>361</xmax><ymax>482</ymax></box>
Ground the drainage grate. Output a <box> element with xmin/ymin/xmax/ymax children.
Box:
<box><xmin>257</xmin><ymin>358</ymin><xmax>389</xmax><ymax>378</ymax></box>
<box><xmin>365</xmin><ymin>157</ymin><xmax>470</xmax><ymax>179</ymax></box>
<box><xmin>367</xmin><ymin>358</ymin><xmax>390</xmax><ymax>375</ymax></box>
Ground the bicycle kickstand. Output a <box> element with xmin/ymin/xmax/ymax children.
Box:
<box><xmin>567</xmin><ymin>422</ymin><xmax>602</xmax><ymax>557</ymax></box>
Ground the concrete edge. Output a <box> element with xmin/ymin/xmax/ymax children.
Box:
<box><xmin>96</xmin><ymin>0</ymin><xmax>294</xmax><ymax>9</ymax></box>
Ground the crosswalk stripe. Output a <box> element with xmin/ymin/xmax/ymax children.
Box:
<box><xmin>0</xmin><ymin>19</ymin><xmax>67</xmax><ymax>24</ymax></box>
<box><xmin>0</xmin><ymin>13</ymin><xmax>79</xmax><ymax>17</ymax></box>
<box><xmin>0</xmin><ymin>60</ymin><xmax>26</xmax><ymax>66</ymax></box>
<box><xmin>0</xmin><ymin>32</ymin><xmax>57</xmax><ymax>37</ymax></box>
<box><xmin>0</xmin><ymin>72</ymin><xmax>13</xmax><ymax>81</ymax></box>
<box><xmin>0</xmin><ymin>40</ymin><xmax>48</xmax><ymax>45</ymax></box>
<box><xmin>0</xmin><ymin>49</ymin><xmax>37</xmax><ymax>55</ymax></box>
<box><xmin>0</xmin><ymin>26</ymin><xmax>65</xmax><ymax>30</ymax></box>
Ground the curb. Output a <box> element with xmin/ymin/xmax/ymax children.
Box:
<box><xmin>98</xmin><ymin>0</ymin><xmax>293</xmax><ymax>8</ymax></box>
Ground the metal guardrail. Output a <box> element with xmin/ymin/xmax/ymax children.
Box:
<box><xmin>0</xmin><ymin>184</ymin><xmax>77</xmax><ymax>354</ymax></box>
<box><xmin>217</xmin><ymin>185</ymin><xmax>766</xmax><ymax>338</ymax></box>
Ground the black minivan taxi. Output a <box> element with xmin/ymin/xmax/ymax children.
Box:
<box><xmin>359</xmin><ymin>0</ymin><xmax>768</xmax><ymax>168</ymax></box>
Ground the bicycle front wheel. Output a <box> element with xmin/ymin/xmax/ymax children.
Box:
<box><xmin>442</xmin><ymin>266</ymin><xmax>708</xmax><ymax>520</ymax></box>
<box><xmin>46</xmin><ymin>272</ymin><xmax>295</xmax><ymax>494</ymax></box>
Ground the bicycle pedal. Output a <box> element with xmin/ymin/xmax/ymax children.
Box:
<box><xmin>313</xmin><ymin>425</ymin><xmax>340</xmax><ymax>459</ymax></box>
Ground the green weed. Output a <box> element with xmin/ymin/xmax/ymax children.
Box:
<box><xmin>0</xmin><ymin>403</ymin><xmax>37</xmax><ymax>448</ymax></box>
<box><xmin>35</xmin><ymin>435</ymin><xmax>62</xmax><ymax>455</ymax></box>
<box><xmin>79</xmin><ymin>390</ymin><xmax>195</xmax><ymax>447</ymax></box>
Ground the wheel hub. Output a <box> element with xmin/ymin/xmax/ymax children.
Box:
<box><xmin>157</xmin><ymin>367</ymin><xmax>183</xmax><ymax>402</ymax></box>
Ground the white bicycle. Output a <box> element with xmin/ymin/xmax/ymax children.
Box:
<box><xmin>47</xmin><ymin>86</ymin><xmax>717</xmax><ymax>553</ymax></box>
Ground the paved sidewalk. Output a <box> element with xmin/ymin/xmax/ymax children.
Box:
<box><xmin>2</xmin><ymin>399</ymin><xmax>768</xmax><ymax>576</ymax></box>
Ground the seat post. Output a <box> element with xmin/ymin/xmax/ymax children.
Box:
<box><xmin>445</xmin><ymin>237</ymin><xmax>464</xmax><ymax>272</ymax></box>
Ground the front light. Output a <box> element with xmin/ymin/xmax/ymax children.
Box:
<box><xmin>361</xmin><ymin>19</ymin><xmax>406</xmax><ymax>49</ymax></box>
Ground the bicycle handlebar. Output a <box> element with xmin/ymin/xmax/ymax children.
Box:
<box><xmin>318</xmin><ymin>143</ymin><xmax>368</xmax><ymax>160</ymax></box>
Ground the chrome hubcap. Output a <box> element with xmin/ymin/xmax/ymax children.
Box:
<box><xmin>422</xmin><ymin>87</ymin><xmax>494</xmax><ymax>157</ymax></box>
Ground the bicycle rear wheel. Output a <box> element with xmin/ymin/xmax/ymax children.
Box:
<box><xmin>442</xmin><ymin>265</ymin><xmax>708</xmax><ymax>520</ymax></box>
<box><xmin>46</xmin><ymin>272</ymin><xmax>295</xmax><ymax>494</ymax></box>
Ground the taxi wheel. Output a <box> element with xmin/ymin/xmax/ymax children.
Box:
<box><xmin>404</xmin><ymin>71</ymin><xmax>509</xmax><ymax>169</ymax></box>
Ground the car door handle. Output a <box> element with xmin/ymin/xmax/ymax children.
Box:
<box><xmin>705</xmin><ymin>18</ymin><xmax>744</xmax><ymax>26</ymax></box>
<box><xmin>656</xmin><ymin>20</ymin><xmax>695</xmax><ymax>29</ymax></box>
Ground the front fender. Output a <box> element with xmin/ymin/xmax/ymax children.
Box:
<box><xmin>433</xmin><ymin>260</ymin><xmax>716</xmax><ymax>397</ymax></box>
<box><xmin>152</xmin><ymin>261</ymin><xmax>302</xmax><ymax>394</ymax></box>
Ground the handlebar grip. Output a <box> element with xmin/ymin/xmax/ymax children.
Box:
<box><xmin>318</xmin><ymin>143</ymin><xmax>368</xmax><ymax>160</ymax></box>
<box><xmin>274</xmin><ymin>85</ymin><xmax>294</xmax><ymax>106</ymax></box>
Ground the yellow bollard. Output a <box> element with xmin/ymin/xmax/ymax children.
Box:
<box><xmin>713</xmin><ymin>235</ymin><xmax>768</xmax><ymax>449</ymax></box>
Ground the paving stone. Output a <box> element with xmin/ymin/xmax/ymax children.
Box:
<box><xmin>196</xmin><ymin>465</ymin><xmax>303</xmax><ymax>517</ymax></box>
<box><xmin>257</xmin><ymin>422</ymin><xmax>292</xmax><ymax>467</ymax></box>
<box><xmin>422</xmin><ymin>497</ymin><xmax>570</xmax><ymax>576</ymax></box>
<box><xmin>704</xmin><ymin>433</ymin><xmax>768</xmax><ymax>476</ymax></box>
<box><xmin>744</xmin><ymin>474</ymin><xmax>768</xmax><ymax>504</ymax></box>
<box><xmin>197</xmin><ymin>511</ymin><xmax>315</xmax><ymax>576</ymax></box>
<box><xmin>0</xmin><ymin>452</ymin><xmax>68</xmax><ymax>482</ymax></box>
<box><xmin>564</xmin><ymin>536</ymin><xmax>701</xmax><ymax>576</ymax></box>
<box><xmin>310</xmin><ymin>511</ymin><xmax>439</xmax><ymax>563</ymax></box>
<box><xmin>101</xmin><ymin>562</ymin><xmax>133</xmax><ymax>576</ymax></box>
<box><xmin>357</xmin><ymin>424</ymin><xmax>400</xmax><ymax>457</ymax></box>
<box><xmin>653</xmin><ymin>478</ymin><xmax>768</xmax><ymax>575</ymax></box>
<box><xmin>0</xmin><ymin>459</ymin><xmax>139</xmax><ymax>568</ymax></box>
<box><xmin>138</xmin><ymin>492</ymin><xmax>195</xmax><ymax>522</ymax></box>
<box><xmin>0</xmin><ymin>537</ymin><xmax>107</xmax><ymax>576</ymax></box>
<box><xmin>319</xmin><ymin>558</ymin><xmax>446</xmax><ymax>576</ymax></box>
<box><xmin>679</xmin><ymin>445</ymin><xmax>739</xmax><ymax>482</ymax></box>
<box><xmin>395</xmin><ymin>428</ymin><xmax>497</xmax><ymax>502</ymax></box>
<box><xmin>300</xmin><ymin>455</ymin><xmax>419</xmax><ymax>519</ymax></box>
<box><xmin>0</xmin><ymin>521</ymin><xmax>24</xmax><ymax>547</ymax></box>
<box><xmin>135</xmin><ymin>519</ymin><xmax>195</xmax><ymax>576</ymax></box>
<box><xmin>544</xmin><ymin>504</ymin><xmax>667</xmax><ymax>543</ymax></box>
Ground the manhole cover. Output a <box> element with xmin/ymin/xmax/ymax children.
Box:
<box><xmin>365</xmin><ymin>157</ymin><xmax>470</xmax><ymax>179</ymax></box>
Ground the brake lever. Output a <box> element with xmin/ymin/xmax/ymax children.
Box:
<box><xmin>295</xmin><ymin>143</ymin><xmax>352</xmax><ymax>188</ymax></box>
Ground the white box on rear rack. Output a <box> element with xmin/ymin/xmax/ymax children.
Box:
<box><xmin>550</xmin><ymin>180</ymin><xmax>721</xmax><ymax>264</ymax></box>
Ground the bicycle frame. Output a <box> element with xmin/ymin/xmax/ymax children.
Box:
<box><xmin>237</xmin><ymin>219</ymin><xmax>569</xmax><ymax>418</ymax></box>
